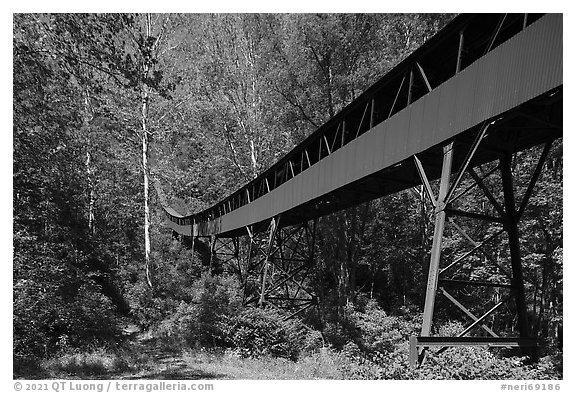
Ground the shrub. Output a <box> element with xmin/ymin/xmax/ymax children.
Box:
<box><xmin>125</xmin><ymin>280</ymin><xmax>177</xmax><ymax>329</ymax></box>
<box><xmin>37</xmin><ymin>347</ymin><xmax>150</xmax><ymax>378</ymax></box>
<box><xmin>411</xmin><ymin>346</ymin><xmax>562</xmax><ymax>380</ymax></box>
<box><xmin>348</xmin><ymin>299</ymin><xmax>419</xmax><ymax>354</ymax></box>
<box><xmin>156</xmin><ymin>273</ymin><xmax>243</xmax><ymax>348</ymax></box>
<box><xmin>301</xmin><ymin>329</ymin><xmax>325</xmax><ymax>354</ymax></box>
<box><xmin>331</xmin><ymin>302</ymin><xmax>563</xmax><ymax>379</ymax></box>
<box><xmin>322</xmin><ymin>320</ymin><xmax>352</xmax><ymax>350</ymax></box>
<box><xmin>217</xmin><ymin>307</ymin><xmax>306</xmax><ymax>360</ymax></box>
<box><xmin>14</xmin><ymin>276</ymin><xmax>121</xmax><ymax>361</ymax></box>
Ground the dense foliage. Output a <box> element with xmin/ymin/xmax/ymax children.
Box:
<box><xmin>13</xmin><ymin>13</ymin><xmax>562</xmax><ymax>379</ymax></box>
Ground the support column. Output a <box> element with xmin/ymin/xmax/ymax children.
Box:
<box><xmin>240</xmin><ymin>219</ymin><xmax>317</xmax><ymax>317</ymax></box>
<box><xmin>209</xmin><ymin>235</ymin><xmax>216</xmax><ymax>270</ymax></box>
<box><xmin>410</xmin><ymin>139</ymin><xmax>551</xmax><ymax>367</ymax></box>
<box><xmin>500</xmin><ymin>155</ymin><xmax>531</xmax><ymax>349</ymax></box>
<box><xmin>260</xmin><ymin>216</ymin><xmax>279</xmax><ymax>306</ymax></box>
<box><xmin>421</xmin><ymin>143</ymin><xmax>454</xmax><ymax>337</ymax></box>
<box><xmin>191</xmin><ymin>236</ymin><xmax>196</xmax><ymax>264</ymax></box>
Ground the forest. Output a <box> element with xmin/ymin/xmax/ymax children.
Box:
<box><xmin>13</xmin><ymin>13</ymin><xmax>562</xmax><ymax>380</ymax></box>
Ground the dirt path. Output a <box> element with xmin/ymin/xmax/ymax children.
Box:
<box><xmin>17</xmin><ymin>333</ymin><xmax>303</xmax><ymax>379</ymax></box>
<box><xmin>114</xmin><ymin>335</ymin><xmax>227</xmax><ymax>380</ymax></box>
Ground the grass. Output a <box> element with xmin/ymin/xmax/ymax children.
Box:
<box><xmin>14</xmin><ymin>347</ymin><xmax>157</xmax><ymax>379</ymax></box>
<box><xmin>180</xmin><ymin>348</ymin><xmax>345</xmax><ymax>379</ymax></box>
<box><xmin>14</xmin><ymin>334</ymin><xmax>563</xmax><ymax>380</ymax></box>
<box><xmin>15</xmin><ymin>341</ymin><xmax>351</xmax><ymax>380</ymax></box>
<box><xmin>44</xmin><ymin>350</ymin><xmax>138</xmax><ymax>377</ymax></box>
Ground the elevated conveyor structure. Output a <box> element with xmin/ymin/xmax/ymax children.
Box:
<box><xmin>162</xmin><ymin>13</ymin><xmax>561</xmax><ymax>239</ymax></box>
<box><xmin>160</xmin><ymin>13</ymin><xmax>562</xmax><ymax>366</ymax></box>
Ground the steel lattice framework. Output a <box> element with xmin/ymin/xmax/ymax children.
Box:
<box><xmin>159</xmin><ymin>14</ymin><xmax>562</xmax><ymax>366</ymax></box>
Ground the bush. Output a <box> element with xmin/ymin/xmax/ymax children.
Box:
<box><xmin>348</xmin><ymin>299</ymin><xmax>419</xmax><ymax>354</ymax></box>
<box><xmin>217</xmin><ymin>307</ymin><xmax>306</xmax><ymax>360</ymax></box>
<box><xmin>125</xmin><ymin>280</ymin><xmax>171</xmax><ymax>329</ymax></box>
<box><xmin>329</xmin><ymin>301</ymin><xmax>563</xmax><ymax>379</ymax></box>
<box><xmin>321</xmin><ymin>321</ymin><xmax>351</xmax><ymax>350</ymax></box>
<box><xmin>156</xmin><ymin>273</ymin><xmax>243</xmax><ymax>348</ymax></box>
<box><xmin>410</xmin><ymin>346</ymin><xmax>562</xmax><ymax>380</ymax></box>
<box><xmin>14</xmin><ymin>274</ymin><xmax>121</xmax><ymax>361</ymax></box>
<box><xmin>13</xmin><ymin>231</ymin><xmax>122</xmax><ymax>361</ymax></box>
<box><xmin>34</xmin><ymin>347</ymin><xmax>152</xmax><ymax>379</ymax></box>
<box><xmin>301</xmin><ymin>329</ymin><xmax>325</xmax><ymax>354</ymax></box>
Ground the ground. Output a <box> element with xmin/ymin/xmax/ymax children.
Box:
<box><xmin>15</xmin><ymin>333</ymin><xmax>343</xmax><ymax>380</ymax></box>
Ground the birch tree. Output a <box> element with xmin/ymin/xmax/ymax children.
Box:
<box><xmin>38</xmin><ymin>13</ymin><xmax>178</xmax><ymax>289</ymax></box>
<box><xmin>119</xmin><ymin>13</ymin><xmax>176</xmax><ymax>289</ymax></box>
<box><xmin>192</xmin><ymin>14</ymin><xmax>292</xmax><ymax>183</ymax></box>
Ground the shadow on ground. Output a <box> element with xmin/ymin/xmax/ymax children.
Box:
<box><xmin>117</xmin><ymin>336</ymin><xmax>227</xmax><ymax>380</ymax></box>
<box><xmin>14</xmin><ymin>335</ymin><xmax>228</xmax><ymax>380</ymax></box>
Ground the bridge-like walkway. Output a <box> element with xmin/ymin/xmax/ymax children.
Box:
<box><xmin>160</xmin><ymin>13</ymin><xmax>562</xmax><ymax>365</ymax></box>
<box><xmin>162</xmin><ymin>13</ymin><xmax>562</xmax><ymax>239</ymax></box>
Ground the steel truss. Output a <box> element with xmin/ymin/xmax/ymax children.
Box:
<box><xmin>184</xmin><ymin>14</ymin><xmax>544</xmax><ymax>229</ymax></box>
<box><xmin>207</xmin><ymin>217</ymin><xmax>318</xmax><ymax>320</ymax></box>
<box><xmin>409</xmin><ymin>122</ymin><xmax>552</xmax><ymax>366</ymax></box>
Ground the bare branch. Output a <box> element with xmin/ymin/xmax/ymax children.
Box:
<box><xmin>271</xmin><ymin>83</ymin><xmax>320</xmax><ymax>128</ymax></box>
<box><xmin>223</xmin><ymin>123</ymin><xmax>251</xmax><ymax>182</ymax></box>
<box><xmin>156</xmin><ymin>92</ymin><xmax>195</xmax><ymax>123</ymax></box>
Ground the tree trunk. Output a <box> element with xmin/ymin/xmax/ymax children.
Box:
<box><xmin>338</xmin><ymin>250</ymin><xmax>350</xmax><ymax>317</ymax></box>
<box><xmin>82</xmin><ymin>92</ymin><xmax>96</xmax><ymax>235</ymax></box>
<box><xmin>142</xmin><ymin>88</ymin><xmax>153</xmax><ymax>289</ymax></box>
<box><xmin>326</xmin><ymin>58</ymin><xmax>335</xmax><ymax>118</ymax></box>
<box><xmin>142</xmin><ymin>14</ymin><xmax>153</xmax><ymax>289</ymax></box>
<box><xmin>250</xmin><ymin>139</ymin><xmax>258</xmax><ymax>179</ymax></box>
<box><xmin>86</xmin><ymin>151</ymin><xmax>95</xmax><ymax>235</ymax></box>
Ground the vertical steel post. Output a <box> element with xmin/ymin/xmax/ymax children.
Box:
<box><xmin>370</xmin><ymin>98</ymin><xmax>375</xmax><ymax>128</ymax></box>
<box><xmin>407</xmin><ymin>68</ymin><xmax>414</xmax><ymax>105</ymax></box>
<box><xmin>191</xmin><ymin>236</ymin><xmax>196</xmax><ymax>264</ymax></box>
<box><xmin>260</xmin><ymin>217</ymin><xmax>279</xmax><ymax>306</ymax></box>
<box><xmin>309</xmin><ymin>219</ymin><xmax>317</xmax><ymax>265</ymax></box>
<box><xmin>209</xmin><ymin>235</ymin><xmax>216</xmax><ymax>270</ymax></box>
<box><xmin>243</xmin><ymin>227</ymin><xmax>255</xmax><ymax>303</ymax></box>
<box><xmin>456</xmin><ymin>30</ymin><xmax>464</xmax><ymax>74</ymax></box>
<box><xmin>421</xmin><ymin>143</ymin><xmax>454</xmax><ymax>337</ymax></box>
<box><xmin>409</xmin><ymin>335</ymin><xmax>418</xmax><ymax>366</ymax></box>
<box><xmin>233</xmin><ymin>237</ymin><xmax>242</xmax><ymax>282</ymax></box>
<box><xmin>500</xmin><ymin>155</ymin><xmax>531</xmax><ymax>353</ymax></box>
<box><xmin>308</xmin><ymin>219</ymin><xmax>319</xmax><ymax>315</ymax></box>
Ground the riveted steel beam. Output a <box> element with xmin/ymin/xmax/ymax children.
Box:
<box><xmin>421</xmin><ymin>143</ymin><xmax>453</xmax><ymax>337</ymax></box>
<box><xmin>413</xmin><ymin>155</ymin><xmax>436</xmax><ymax>206</ymax></box>
<box><xmin>446</xmin><ymin>121</ymin><xmax>491</xmax><ymax>204</ymax></box>
<box><xmin>500</xmin><ymin>155</ymin><xmax>531</xmax><ymax>356</ymax></box>
<box><xmin>416</xmin><ymin>62</ymin><xmax>432</xmax><ymax>92</ymax></box>
<box><xmin>517</xmin><ymin>142</ymin><xmax>552</xmax><ymax>218</ymax></box>
<box><xmin>439</xmin><ymin>287</ymin><xmax>499</xmax><ymax>338</ymax></box>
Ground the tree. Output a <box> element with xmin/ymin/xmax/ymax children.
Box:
<box><xmin>268</xmin><ymin>14</ymin><xmax>453</xmax><ymax>319</ymax></box>
<box><xmin>13</xmin><ymin>14</ymin><xmax>129</xmax><ymax>357</ymax></box>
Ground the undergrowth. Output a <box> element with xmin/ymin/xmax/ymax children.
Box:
<box><xmin>14</xmin><ymin>347</ymin><xmax>156</xmax><ymax>379</ymax></box>
<box><xmin>15</xmin><ymin>292</ymin><xmax>562</xmax><ymax>380</ymax></box>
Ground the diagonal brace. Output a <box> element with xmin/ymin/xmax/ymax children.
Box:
<box><xmin>439</xmin><ymin>287</ymin><xmax>499</xmax><ymax>337</ymax></box>
<box><xmin>467</xmin><ymin>167</ymin><xmax>506</xmax><ymax>218</ymax></box>
<box><xmin>517</xmin><ymin>141</ymin><xmax>552</xmax><ymax>218</ymax></box>
<box><xmin>435</xmin><ymin>298</ymin><xmax>507</xmax><ymax>356</ymax></box>
<box><xmin>458</xmin><ymin>296</ymin><xmax>508</xmax><ymax>337</ymax></box>
<box><xmin>449</xmin><ymin>165</ymin><xmax>498</xmax><ymax>205</ymax></box>
<box><xmin>448</xmin><ymin>218</ymin><xmax>512</xmax><ymax>279</ymax></box>
<box><xmin>446</xmin><ymin>121</ymin><xmax>491</xmax><ymax>204</ymax></box>
<box><xmin>414</xmin><ymin>155</ymin><xmax>437</xmax><ymax>206</ymax></box>
<box><xmin>439</xmin><ymin>229</ymin><xmax>505</xmax><ymax>275</ymax></box>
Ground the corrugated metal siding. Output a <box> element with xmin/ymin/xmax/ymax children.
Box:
<box><xmin>192</xmin><ymin>14</ymin><xmax>561</xmax><ymax>237</ymax></box>
<box><xmin>167</xmin><ymin>220</ymin><xmax>192</xmax><ymax>236</ymax></box>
